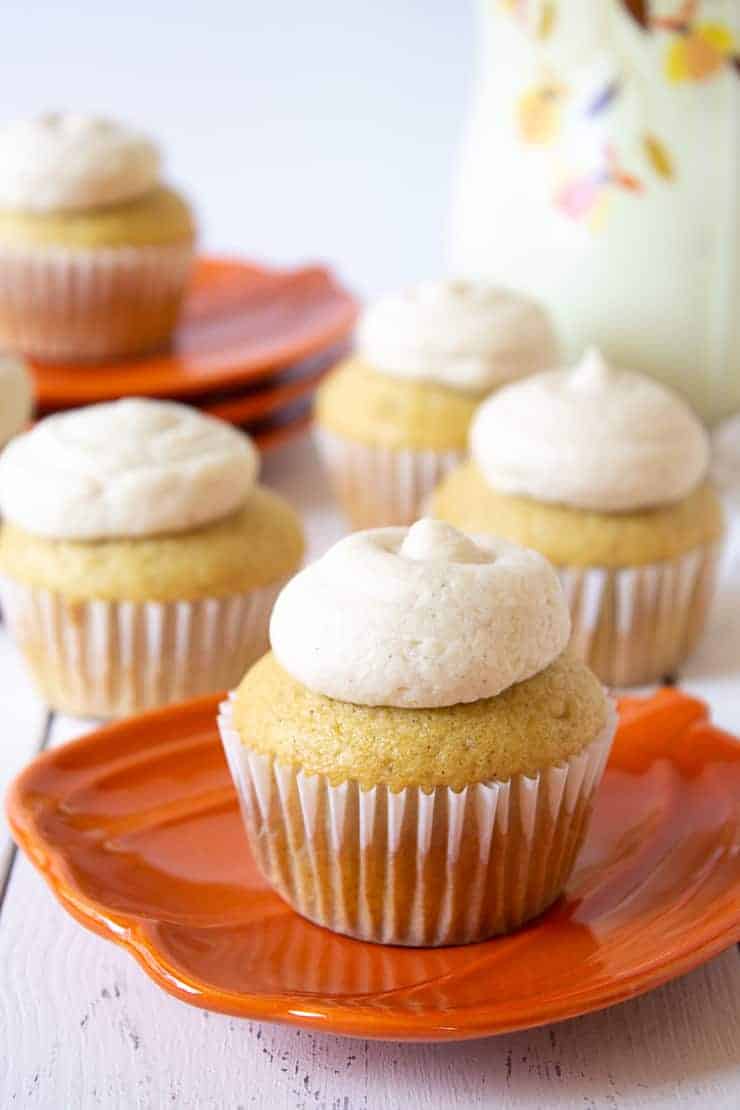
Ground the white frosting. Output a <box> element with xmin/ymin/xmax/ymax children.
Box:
<box><xmin>0</xmin><ymin>399</ymin><xmax>258</xmax><ymax>540</ymax></box>
<box><xmin>356</xmin><ymin>279</ymin><xmax>559</xmax><ymax>392</ymax></box>
<box><xmin>0</xmin><ymin>354</ymin><xmax>32</xmax><ymax>449</ymax></box>
<box><xmin>471</xmin><ymin>349</ymin><xmax>710</xmax><ymax>512</ymax></box>
<box><xmin>0</xmin><ymin>114</ymin><xmax>160</xmax><ymax>212</ymax></box>
<box><xmin>270</xmin><ymin>519</ymin><xmax>570</xmax><ymax>708</ymax></box>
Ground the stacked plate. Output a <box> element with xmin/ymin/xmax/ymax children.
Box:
<box><xmin>29</xmin><ymin>256</ymin><xmax>357</xmax><ymax>451</ymax></box>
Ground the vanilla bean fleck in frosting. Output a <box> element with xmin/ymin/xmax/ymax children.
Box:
<box><xmin>0</xmin><ymin>399</ymin><xmax>258</xmax><ymax>540</ymax></box>
<box><xmin>356</xmin><ymin>279</ymin><xmax>558</xmax><ymax>393</ymax></box>
<box><xmin>0</xmin><ymin>114</ymin><xmax>160</xmax><ymax>212</ymax></box>
<box><xmin>471</xmin><ymin>348</ymin><xmax>710</xmax><ymax>512</ymax></box>
<box><xmin>269</xmin><ymin>518</ymin><xmax>570</xmax><ymax>708</ymax></box>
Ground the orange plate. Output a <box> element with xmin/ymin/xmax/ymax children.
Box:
<box><xmin>250</xmin><ymin>406</ymin><xmax>312</xmax><ymax>453</ymax></box>
<box><xmin>200</xmin><ymin>351</ymin><xmax>336</xmax><ymax>425</ymax></box>
<box><xmin>7</xmin><ymin>688</ymin><xmax>740</xmax><ymax>1042</ymax></box>
<box><xmin>30</xmin><ymin>257</ymin><xmax>357</xmax><ymax>408</ymax></box>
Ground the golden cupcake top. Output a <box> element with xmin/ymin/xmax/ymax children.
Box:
<box><xmin>232</xmin><ymin>649</ymin><xmax>609</xmax><ymax>790</ymax></box>
<box><xmin>0</xmin><ymin>114</ymin><xmax>195</xmax><ymax>248</ymax></box>
<box><xmin>315</xmin><ymin>358</ymin><xmax>479</xmax><ymax>450</ymax></box>
<box><xmin>0</xmin><ymin>186</ymin><xmax>195</xmax><ymax>248</ymax></box>
<box><xmin>431</xmin><ymin>462</ymin><xmax>723</xmax><ymax>568</ymax></box>
<box><xmin>0</xmin><ymin>486</ymin><xmax>304</xmax><ymax>602</ymax></box>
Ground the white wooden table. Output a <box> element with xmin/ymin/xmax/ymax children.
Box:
<box><xmin>1</xmin><ymin>434</ymin><xmax>738</xmax><ymax>1110</ymax></box>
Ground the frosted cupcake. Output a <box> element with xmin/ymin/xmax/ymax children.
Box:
<box><xmin>0</xmin><ymin>353</ymin><xmax>32</xmax><ymax>449</ymax></box>
<box><xmin>219</xmin><ymin>519</ymin><xmax>615</xmax><ymax>946</ymax></box>
<box><xmin>315</xmin><ymin>280</ymin><xmax>558</xmax><ymax>527</ymax></box>
<box><xmin>0</xmin><ymin>399</ymin><xmax>303</xmax><ymax>716</ymax></box>
<box><xmin>431</xmin><ymin>350</ymin><xmax>724</xmax><ymax>686</ymax></box>
<box><xmin>0</xmin><ymin>113</ymin><xmax>195</xmax><ymax>360</ymax></box>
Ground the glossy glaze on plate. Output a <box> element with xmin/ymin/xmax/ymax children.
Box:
<box><xmin>7</xmin><ymin>689</ymin><xmax>740</xmax><ymax>1041</ymax></box>
<box><xmin>29</xmin><ymin>257</ymin><xmax>357</xmax><ymax>407</ymax></box>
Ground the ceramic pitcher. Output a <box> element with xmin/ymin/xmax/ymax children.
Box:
<box><xmin>450</xmin><ymin>0</ymin><xmax>740</xmax><ymax>420</ymax></box>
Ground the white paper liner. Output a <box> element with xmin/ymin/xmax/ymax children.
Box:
<box><xmin>314</xmin><ymin>428</ymin><xmax>464</xmax><ymax>529</ymax></box>
<box><xmin>0</xmin><ymin>576</ymin><xmax>283</xmax><ymax>718</ymax></box>
<box><xmin>218</xmin><ymin>697</ymin><xmax>617</xmax><ymax>946</ymax></box>
<box><xmin>0</xmin><ymin>240</ymin><xmax>193</xmax><ymax>360</ymax></box>
<box><xmin>558</xmin><ymin>543</ymin><xmax>720</xmax><ymax>687</ymax></box>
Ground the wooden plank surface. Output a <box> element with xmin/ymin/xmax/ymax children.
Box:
<box><xmin>1</xmin><ymin>435</ymin><xmax>738</xmax><ymax>1109</ymax></box>
<box><xmin>1</xmin><ymin>833</ymin><xmax>738</xmax><ymax>1110</ymax></box>
<box><xmin>0</xmin><ymin>632</ymin><xmax>50</xmax><ymax>884</ymax></box>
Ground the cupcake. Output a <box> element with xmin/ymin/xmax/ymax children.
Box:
<box><xmin>431</xmin><ymin>350</ymin><xmax>724</xmax><ymax>686</ymax></box>
<box><xmin>0</xmin><ymin>353</ymin><xmax>32</xmax><ymax>449</ymax></box>
<box><xmin>219</xmin><ymin>519</ymin><xmax>615</xmax><ymax>946</ymax></box>
<box><xmin>315</xmin><ymin>280</ymin><xmax>558</xmax><ymax>528</ymax></box>
<box><xmin>0</xmin><ymin>399</ymin><xmax>303</xmax><ymax>717</ymax></box>
<box><xmin>0</xmin><ymin>113</ymin><xmax>195</xmax><ymax>361</ymax></box>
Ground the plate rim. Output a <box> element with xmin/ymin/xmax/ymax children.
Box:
<box><xmin>29</xmin><ymin>255</ymin><xmax>358</xmax><ymax>406</ymax></box>
<box><xmin>7</xmin><ymin>690</ymin><xmax>740</xmax><ymax>1042</ymax></box>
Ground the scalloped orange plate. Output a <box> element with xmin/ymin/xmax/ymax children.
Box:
<box><xmin>7</xmin><ymin>689</ymin><xmax>740</xmax><ymax>1042</ymax></box>
<box><xmin>29</xmin><ymin>256</ymin><xmax>357</xmax><ymax>408</ymax></box>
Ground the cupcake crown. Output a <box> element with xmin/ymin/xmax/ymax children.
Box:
<box><xmin>0</xmin><ymin>398</ymin><xmax>258</xmax><ymax>540</ymax></box>
<box><xmin>471</xmin><ymin>348</ymin><xmax>710</xmax><ymax>512</ymax></box>
<box><xmin>269</xmin><ymin>519</ymin><xmax>571</xmax><ymax>708</ymax></box>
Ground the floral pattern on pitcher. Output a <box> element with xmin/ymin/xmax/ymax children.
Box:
<box><xmin>499</xmin><ymin>0</ymin><xmax>738</xmax><ymax>227</ymax></box>
<box><xmin>653</xmin><ymin>2</ymin><xmax>739</xmax><ymax>82</ymax></box>
<box><xmin>513</xmin><ymin>64</ymin><xmax>647</xmax><ymax>228</ymax></box>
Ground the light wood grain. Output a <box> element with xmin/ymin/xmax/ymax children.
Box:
<box><xmin>0</xmin><ymin>631</ymin><xmax>49</xmax><ymax>883</ymax></box>
<box><xmin>1</xmin><ymin>438</ymin><xmax>738</xmax><ymax>1110</ymax></box>
<box><xmin>1</xmin><ymin>838</ymin><xmax>738</xmax><ymax>1110</ymax></box>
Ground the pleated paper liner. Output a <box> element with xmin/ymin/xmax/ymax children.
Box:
<box><xmin>219</xmin><ymin>698</ymin><xmax>617</xmax><ymax>946</ymax></box>
<box><xmin>27</xmin><ymin>256</ymin><xmax>357</xmax><ymax>406</ymax></box>
<box><xmin>0</xmin><ymin>241</ymin><xmax>194</xmax><ymax>362</ymax></box>
<box><xmin>559</xmin><ymin>543</ymin><xmax>721</xmax><ymax>686</ymax></box>
<box><xmin>315</xmin><ymin>428</ymin><xmax>464</xmax><ymax>528</ymax></box>
<box><xmin>0</xmin><ymin>576</ymin><xmax>286</xmax><ymax>718</ymax></box>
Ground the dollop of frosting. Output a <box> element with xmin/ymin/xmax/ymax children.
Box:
<box><xmin>0</xmin><ymin>399</ymin><xmax>258</xmax><ymax>540</ymax></box>
<box><xmin>471</xmin><ymin>349</ymin><xmax>710</xmax><ymax>512</ymax></box>
<box><xmin>356</xmin><ymin>279</ymin><xmax>559</xmax><ymax>392</ymax></box>
<box><xmin>270</xmin><ymin>519</ymin><xmax>570</xmax><ymax>708</ymax></box>
<box><xmin>0</xmin><ymin>114</ymin><xmax>160</xmax><ymax>212</ymax></box>
<box><xmin>0</xmin><ymin>354</ymin><xmax>32</xmax><ymax>449</ymax></box>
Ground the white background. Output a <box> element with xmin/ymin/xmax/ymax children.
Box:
<box><xmin>1</xmin><ymin>0</ymin><xmax>474</xmax><ymax>297</ymax></box>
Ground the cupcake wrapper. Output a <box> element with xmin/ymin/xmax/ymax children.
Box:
<box><xmin>315</xmin><ymin>429</ymin><xmax>463</xmax><ymax>529</ymax></box>
<box><xmin>0</xmin><ymin>576</ymin><xmax>283</xmax><ymax>718</ymax></box>
<box><xmin>219</xmin><ymin>699</ymin><xmax>617</xmax><ymax>947</ymax></box>
<box><xmin>559</xmin><ymin>543</ymin><xmax>721</xmax><ymax>687</ymax></box>
<box><xmin>0</xmin><ymin>240</ymin><xmax>193</xmax><ymax>361</ymax></box>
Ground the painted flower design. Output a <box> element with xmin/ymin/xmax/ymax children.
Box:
<box><xmin>498</xmin><ymin>0</ymin><xmax>556</xmax><ymax>39</ymax></box>
<box><xmin>516</xmin><ymin>77</ymin><xmax>567</xmax><ymax>144</ymax></box>
<box><xmin>653</xmin><ymin>1</ymin><xmax>739</xmax><ymax>81</ymax></box>
<box><xmin>554</xmin><ymin>146</ymin><xmax>642</xmax><ymax>230</ymax></box>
